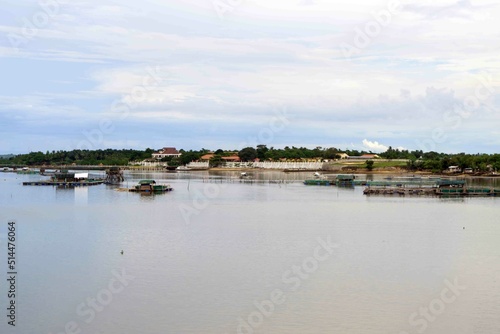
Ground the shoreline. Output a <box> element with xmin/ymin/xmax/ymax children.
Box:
<box><xmin>194</xmin><ymin>168</ymin><xmax>500</xmax><ymax>178</ymax></box>
<box><xmin>3</xmin><ymin>165</ymin><xmax>499</xmax><ymax>178</ymax></box>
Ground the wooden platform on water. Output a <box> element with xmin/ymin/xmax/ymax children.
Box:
<box><xmin>364</xmin><ymin>186</ymin><xmax>500</xmax><ymax>197</ymax></box>
<box><xmin>304</xmin><ymin>179</ymin><xmax>331</xmax><ymax>186</ymax></box>
<box><xmin>363</xmin><ymin>187</ymin><xmax>437</xmax><ymax>196</ymax></box>
<box><xmin>23</xmin><ymin>180</ymin><xmax>104</xmax><ymax>186</ymax></box>
<box><xmin>128</xmin><ymin>186</ymin><xmax>173</xmax><ymax>193</ymax></box>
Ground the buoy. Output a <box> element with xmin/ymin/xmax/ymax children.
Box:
<box><xmin>463</xmin><ymin>227</ymin><xmax>465</xmax><ymax>229</ymax></box>
<box><xmin>120</xmin><ymin>250</ymin><xmax>124</xmax><ymax>255</ymax></box>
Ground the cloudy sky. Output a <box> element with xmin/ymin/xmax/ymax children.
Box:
<box><xmin>1</xmin><ymin>0</ymin><xmax>499</xmax><ymax>154</ymax></box>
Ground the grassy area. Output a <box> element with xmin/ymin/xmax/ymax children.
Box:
<box><xmin>373</xmin><ymin>161</ymin><xmax>408</xmax><ymax>168</ymax></box>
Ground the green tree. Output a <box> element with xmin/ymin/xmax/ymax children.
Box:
<box><xmin>323</xmin><ymin>148</ymin><xmax>340</xmax><ymax>160</ymax></box>
<box><xmin>366</xmin><ymin>160</ymin><xmax>374</xmax><ymax>171</ymax></box>
<box><xmin>179</xmin><ymin>151</ymin><xmax>202</xmax><ymax>165</ymax></box>
<box><xmin>256</xmin><ymin>145</ymin><xmax>268</xmax><ymax>160</ymax></box>
<box><xmin>238</xmin><ymin>147</ymin><xmax>257</xmax><ymax>162</ymax></box>
<box><xmin>209</xmin><ymin>155</ymin><xmax>224</xmax><ymax>167</ymax></box>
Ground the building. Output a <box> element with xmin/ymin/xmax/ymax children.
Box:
<box><xmin>337</xmin><ymin>153</ymin><xmax>350</xmax><ymax>159</ymax></box>
<box><xmin>200</xmin><ymin>153</ymin><xmax>214</xmax><ymax>161</ymax></box>
<box><xmin>199</xmin><ymin>154</ymin><xmax>241</xmax><ymax>162</ymax></box>
<box><xmin>130</xmin><ymin>159</ymin><xmax>166</xmax><ymax>167</ymax></box>
<box><xmin>152</xmin><ymin>147</ymin><xmax>181</xmax><ymax>159</ymax></box>
<box><xmin>222</xmin><ymin>155</ymin><xmax>241</xmax><ymax>162</ymax></box>
<box><xmin>447</xmin><ymin>166</ymin><xmax>461</xmax><ymax>173</ymax></box>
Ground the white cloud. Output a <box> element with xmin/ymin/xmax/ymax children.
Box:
<box><xmin>362</xmin><ymin>139</ymin><xmax>388</xmax><ymax>152</ymax></box>
<box><xmin>1</xmin><ymin>0</ymin><xmax>500</xmax><ymax>152</ymax></box>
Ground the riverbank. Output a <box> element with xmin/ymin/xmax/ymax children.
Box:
<box><xmin>3</xmin><ymin>164</ymin><xmax>499</xmax><ymax>178</ymax></box>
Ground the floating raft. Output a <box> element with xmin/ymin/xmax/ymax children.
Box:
<box><xmin>129</xmin><ymin>185</ymin><xmax>173</xmax><ymax>193</ymax></box>
<box><xmin>364</xmin><ymin>186</ymin><xmax>500</xmax><ymax>196</ymax></box>
<box><xmin>17</xmin><ymin>170</ymin><xmax>39</xmax><ymax>175</ymax></box>
<box><xmin>304</xmin><ymin>179</ymin><xmax>331</xmax><ymax>186</ymax></box>
<box><xmin>23</xmin><ymin>180</ymin><xmax>104</xmax><ymax>186</ymax></box>
<box><xmin>336</xmin><ymin>174</ymin><xmax>355</xmax><ymax>186</ymax></box>
<box><xmin>363</xmin><ymin>187</ymin><xmax>437</xmax><ymax>196</ymax></box>
<box><xmin>128</xmin><ymin>180</ymin><xmax>173</xmax><ymax>193</ymax></box>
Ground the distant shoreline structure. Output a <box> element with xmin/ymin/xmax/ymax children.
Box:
<box><xmin>2</xmin><ymin>165</ymin><xmax>499</xmax><ymax>178</ymax></box>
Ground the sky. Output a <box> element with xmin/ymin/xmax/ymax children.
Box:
<box><xmin>0</xmin><ymin>0</ymin><xmax>499</xmax><ymax>154</ymax></box>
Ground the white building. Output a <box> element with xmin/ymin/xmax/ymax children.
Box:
<box><xmin>152</xmin><ymin>147</ymin><xmax>181</xmax><ymax>159</ymax></box>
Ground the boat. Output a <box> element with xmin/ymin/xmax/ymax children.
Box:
<box><xmin>130</xmin><ymin>180</ymin><xmax>173</xmax><ymax>193</ymax></box>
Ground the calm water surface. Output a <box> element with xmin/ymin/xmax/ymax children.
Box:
<box><xmin>0</xmin><ymin>171</ymin><xmax>499</xmax><ymax>333</ymax></box>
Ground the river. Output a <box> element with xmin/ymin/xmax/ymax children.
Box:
<box><xmin>0</xmin><ymin>171</ymin><xmax>499</xmax><ymax>333</ymax></box>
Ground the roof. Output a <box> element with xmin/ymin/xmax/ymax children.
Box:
<box><xmin>155</xmin><ymin>147</ymin><xmax>180</xmax><ymax>155</ymax></box>
<box><xmin>200</xmin><ymin>154</ymin><xmax>214</xmax><ymax>160</ymax></box>
<box><xmin>138</xmin><ymin>180</ymin><xmax>156</xmax><ymax>184</ymax></box>
<box><xmin>221</xmin><ymin>155</ymin><xmax>241</xmax><ymax>161</ymax></box>
<box><xmin>336</xmin><ymin>174</ymin><xmax>355</xmax><ymax>180</ymax></box>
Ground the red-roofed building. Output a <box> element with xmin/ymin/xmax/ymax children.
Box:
<box><xmin>200</xmin><ymin>153</ymin><xmax>214</xmax><ymax>161</ymax></box>
<box><xmin>200</xmin><ymin>154</ymin><xmax>241</xmax><ymax>162</ymax></box>
<box><xmin>221</xmin><ymin>155</ymin><xmax>241</xmax><ymax>162</ymax></box>
<box><xmin>152</xmin><ymin>147</ymin><xmax>181</xmax><ymax>159</ymax></box>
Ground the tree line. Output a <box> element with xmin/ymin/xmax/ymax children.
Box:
<box><xmin>1</xmin><ymin>146</ymin><xmax>499</xmax><ymax>173</ymax></box>
<box><xmin>0</xmin><ymin>149</ymin><xmax>154</xmax><ymax>166</ymax></box>
<box><xmin>378</xmin><ymin>146</ymin><xmax>500</xmax><ymax>172</ymax></box>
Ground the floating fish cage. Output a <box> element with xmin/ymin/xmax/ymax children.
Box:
<box><xmin>303</xmin><ymin>179</ymin><xmax>330</xmax><ymax>186</ymax></box>
<box><xmin>129</xmin><ymin>180</ymin><xmax>173</xmax><ymax>193</ymax></box>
